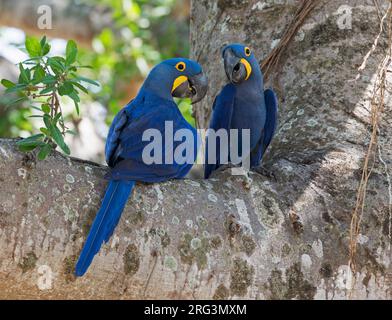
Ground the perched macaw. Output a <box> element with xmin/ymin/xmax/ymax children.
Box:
<box><xmin>75</xmin><ymin>58</ymin><xmax>208</xmax><ymax>276</ymax></box>
<box><xmin>204</xmin><ymin>43</ymin><xmax>278</xmax><ymax>178</ymax></box>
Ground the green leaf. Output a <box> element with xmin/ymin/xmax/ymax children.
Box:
<box><xmin>75</xmin><ymin>65</ymin><xmax>93</xmax><ymax>69</ymax></box>
<box><xmin>52</xmin><ymin>126</ymin><xmax>70</xmax><ymax>155</ymax></box>
<box><xmin>65</xmin><ymin>40</ymin><xmax>77</xmax><ymax>66</ymax></box>
<box><xmin>58</xmin><ymin>81</ymin><xmax>73</xmax><ymax>96</ymax></box>
<box><xmin>40</xmin><ymin>127</ymin><xmax>50</xmax><ymax>136</ymax></box>
<box><xmin>39</xmin><ymin>86</ymin><xmax>55</xmax><ymax>94</ymax></box>
<box><xmin>73</xmin><ymin>75</ymin><xmax>99</xmax><ymax>86</ymax></box>
<box><xmin>42</xmin><ymin>43</ymin><xmax>51</xmax><ymax>56</ymax></box>
<box><xmin>66</xmin><ymin>90</ymin><xmax>80</xmax><ymax>115</ymax></box>
<box><xmin>1</xmin><ymin>79</ymin><xmax>15</xmax><ymax>89</ymax></box>
<box><xmin>40</xmin><ymin>36</ymin><xmax>51</xmax><ymax>55</ymax></box>
<box><xmin>25</xmin><ymin>36</ymin><xmax>41</xmax><ymax>57</ymax></box>
<box><xmin>31</xmin><ymin>106</ymin><xmax>42</xmax><ymax>112</ymax></box>
<box><xmin>67</xmin><ymin>90</ymin><xmax>80</xmax><ymax>102</ymax></box>
<box><xmin>6</xmin><ymin>97</ymin><xmax>27</xmax><ymax>107</ymax></box>
<box><xmin>41</xmin><ymin>75</ymin><xmax>56</xmax><ymax>84</ymax></box>
<box><xmin>25</xmin><ymin>68</ymin><xmax>31</xmax><ymax>82</ymax></box>
<box><xmin>18</xmin><ymin>63</ymin><xmax>30</xmax><ymax>84</ymax></box>
<box><xmin>53</xmin><ymin>112</ymin><xmax>62</xmax><ymax>124</ymax></box>
<box><xmin>66</xmin><ymin>129</ymin><xmax>77</xmax><ymax>135</ymax></box>
<box><xmin>44</xmin><ymin>114</ymin><xmax>70</xmax><ymax>155</ymax></box>
<box><xmin>16</xmin><ymin>134</ymin><xmax>45</xmax><ymax>149</ymax></box>
<box><xmin>43</xmin><ymin>113</ymin><xmax>52</xmax><ymax>128</ymax></box>
<box><xmin>74</xmin><ymin>101</ymin><xmax>80</xmax><ymax>115</ymax></box>
<box><xmin>38</xmin><ymin>143</ymin><xmax>53</xmax><ymax>160</ymax></box>
<box><xmin>18</xmin><ymin>144</ymin><xmax>39</xmax><ymax>152</ymax></box>
<box><xmin>52</xmin><ymin>56</ymin><xmax>66</xmax><ymax>64</ymax></box>
<box><xmin>23</xmin><ymin>57</ymin><xmax>41</xmax><ymax>63</ymax></box>
<box><xmin>23</xmin><ymin>61</ymin><xmax>39</xmax><ymax>66</ymax></box>
<box><xmin>16</xmin><ymin>134</ymin><xmax>44</xmax><ymax>144</ymax></box>
<box><xmin>40</xmin><ymin>36</ymin><xmax>46</xmax><ymax>48</ymax></box>
<box><xmin>41</xmin><ymin>103</ymin><xmax>51</xmax><ymax>114</ymax></box>
<box><xmin>69</xmin><ymin>81</ymin><xmax>88</xmax><ymax>93</ymax></box>
<box><xmin>47</xmin><ymin>57</ymin><xmax>65</xmax><ymax>74</ymax></box>
<box><xmin>5</xmin><ymin>83</ymin><xmax>27</xmax><ymax>94</ymax></box>
<box><xmin>33</xmin><ymin>65</ymin><xmax>45</xmax><ymax>83</ymax></box>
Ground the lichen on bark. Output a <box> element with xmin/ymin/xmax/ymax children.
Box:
<box><xmin>1</xmin><ymin>0</ymin><xmax>392</xmax><ymax>300</ymax></box>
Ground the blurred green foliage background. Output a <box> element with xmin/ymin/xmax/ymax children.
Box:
<box><xmin>0</xmin><ymin>0</ymin><xmax>193</xmax><ymax>142</ymax></box>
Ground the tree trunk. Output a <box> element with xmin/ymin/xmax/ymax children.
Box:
<box><xmin>1</xmin><ymin>0</ymin><xmax>392</xmax><ymax>299</ymax></box>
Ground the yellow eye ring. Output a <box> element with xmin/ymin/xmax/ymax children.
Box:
<box><xmin>175</xmin><ymin>62</ymin><xmax>186</xmax><ymax>71</ymax></box>
<box><xmin>244</xmin><ymin>47</ymin><xmax>251</xmax><ymax>56</ymax></box>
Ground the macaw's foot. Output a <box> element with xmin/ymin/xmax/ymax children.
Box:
<box><xmin>211</xmin><ymin>163</ymin><xmax>237</xmax><ymax>176</ymax></box>
<box><xmin>252</xmin><ymin>165</ymin><xmax>276</xmax><ymax>180</ymax></box>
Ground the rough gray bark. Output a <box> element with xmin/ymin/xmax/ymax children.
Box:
<box><xmin>1</xmin><ymin>0</ymin><xmax>392</xmax><ymax>300</ymax></box>
<box><xmin>0</xmin><ymin>118</ymin><xmax>391</xmax><ymax>300</ymax></box>
<box><xmin>191</xmin><ymin>0</ymin><xmax>392</xmax><ymax>298</ymax></box>
<box><xmin>0</xmin><ymin>0</ymin><xmax>112</xmax><ymax>45</ymax></box>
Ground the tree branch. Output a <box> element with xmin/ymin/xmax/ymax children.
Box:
<box><xmin>0</xmin><ymin>138</ymin><xmax>391</xmax><ymax>299</ymax></box>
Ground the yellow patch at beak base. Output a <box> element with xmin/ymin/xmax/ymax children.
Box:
<box><xmin>240</xmin><ymin>58</ymin><xmax>252</xmax><ymax>80</ymax></box>
<box><xmin>171</xmin><ymin>75</ymin><xmax>188</xmax><ymax>93</ymax></box>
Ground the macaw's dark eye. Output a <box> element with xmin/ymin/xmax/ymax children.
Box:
<box><xmin>175</xmin><ymin>62</ymin><xmax>186</xmax><ymax>71</ymax></box>
<box><xmin>245</xmin><ymin>47</ymin><xmax>251</xmax><ymax>56</ymax></box>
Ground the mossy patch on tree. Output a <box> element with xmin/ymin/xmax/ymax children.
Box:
<box><xmin>123</xmin><ymin>243</ymin><xmax>140</xmax><ymax>276</ymax></box>
<box><xmin>282</xmin><ymin>243</ymin><xmax>291</xmax><ymax>257</ymax></box>
<box><xmin>319</xmin><ymin>262</ymin><xmax>333</xmax><ymax>278</ymax></box>
<box><xmin>267</xmin><ymin>263</ymin><xmax>316</xmax><ymax>300</ymax></box>
<box><xmin>230</xmin><ymin>258</ymin><xmax>254</xmax><ymax>297</ymax></box>
<box><xmin>160</xmin><ymin>231</ymin><xmax>171</xmax><ymax>248</ymax></box>
<box><xmin>81</xmin><ymin>208</ymin><xmax>98</xmax><ymax>236</ymax></box>
<box><xmin>210</xmin><ymin>235</ymin><xmax>222</xmax><ymax>250</ymax></box>
<box><xmin>164</xmin><ymin>255</ymin><xmax>178</xmax><ymax>272</ymax></box>
<box><xmin>178</xmin><ymin>233</ymin><xmax>210</xmax><ymax>269</ymax></box>
<box><xmin>18</xmin><ymin>252</ymin><xmax>38</xmax><ymax>273</ymax></box>
<box><xmin>63</xmin><ymin>255</ymin><xmax>77</xmax><ymax>283</ymax></box>
<box><xmin>129</xmin><ymin>210</ymin><xmax>145</xmax><ymax>225</ymax></box>
<box><xmin>196</xmin><ymin>215</ymin><xmax>208</xmax><ymax>228</ymax></box>
<box><xmin>213</xmin><ymin>284</ymin><xmax>230</xmax><ymax>300</ymax></box>
<box><xmin>147</xmin><ymin>227</ymin><xmax>171</xmax><ymax>248</ymax></box>
<box><xmin>240</xmin><ymin>234</ymin><xmax>256</xmax><ymax>256</ymax></box>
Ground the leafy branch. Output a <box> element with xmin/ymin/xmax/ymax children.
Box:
<box><xmin>1</xmin><ymin>36</ymin><xmax>99</xmax><ymax>160</ymax></box>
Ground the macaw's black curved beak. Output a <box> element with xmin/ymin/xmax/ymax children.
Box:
<box><xmin>172</xmin><ymin>72</ymin><xmax>208</xmax><ymax>104</ymax></box>
<box><xmin>189</xmin><ymin>72</ymin><xmax>208</xmax><ymax>104</ymax></box>
<box><xmin>223</xmin><ymin>48</ymin><xmax>247</xmax><ymax>84</ymax></box>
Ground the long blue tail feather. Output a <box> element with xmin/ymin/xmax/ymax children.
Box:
<box><xmin>75</xmin><ymin>180</ymin><xmax>135</xmax><ymax>277</ymax></box>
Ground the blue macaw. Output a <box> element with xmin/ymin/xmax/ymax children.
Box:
<box><xmin>75</xmin><ymin>58</ymin><xmax>208</xmax><ymax>276</ymax></box>
<box><xmin>204</xmin><ymin>43</ymin><xmax>278</xmax><ymax>178</ymax></box>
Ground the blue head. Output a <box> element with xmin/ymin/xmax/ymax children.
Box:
<box><xmin>142</xmin><ymin>58</ymin><xmax>208</xmax><ymax>104</ymax></box>
<box><xmin>221</xmin><ymin>43</ymin><xmax>262</xmax><ymax>85</ymax></box>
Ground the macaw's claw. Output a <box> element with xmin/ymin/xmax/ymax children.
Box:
<box><xmin>252</xmin><ymin>165</ymin><xmax>276</xmax><ymax>181</ymax></box>
<box><xmin>209</xmin><ymin>163</ymin><xmax>237</xmax><ymax>177</ymax></box>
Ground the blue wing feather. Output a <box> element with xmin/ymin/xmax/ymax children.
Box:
<box><xmin>107</xmin><ymin>93</ymin><xmax>198</xmax><ymax>182</ymax></box>
<box><xmin>204</xmin><ymin>84</ymin><xmax>236</xmax><ymax>178</ymax></box>
<box><xmin>75</xmin><ymin>180</ymin><xmax>134</xmax><ymax>276</ymax></box>
<box><xmin>105</xmin><ymin>107</ymin><xmax>129</xmax><ymax>167</ymax></box>
<box><xmin>250</xmin><ymin>88</ymin><xmax>278</xmax><ymax>167</ymax></box>
<box><xmin>262</xmin><ymin>88</ymin><xmax>278</xmax><ymax>151</ymax></box>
